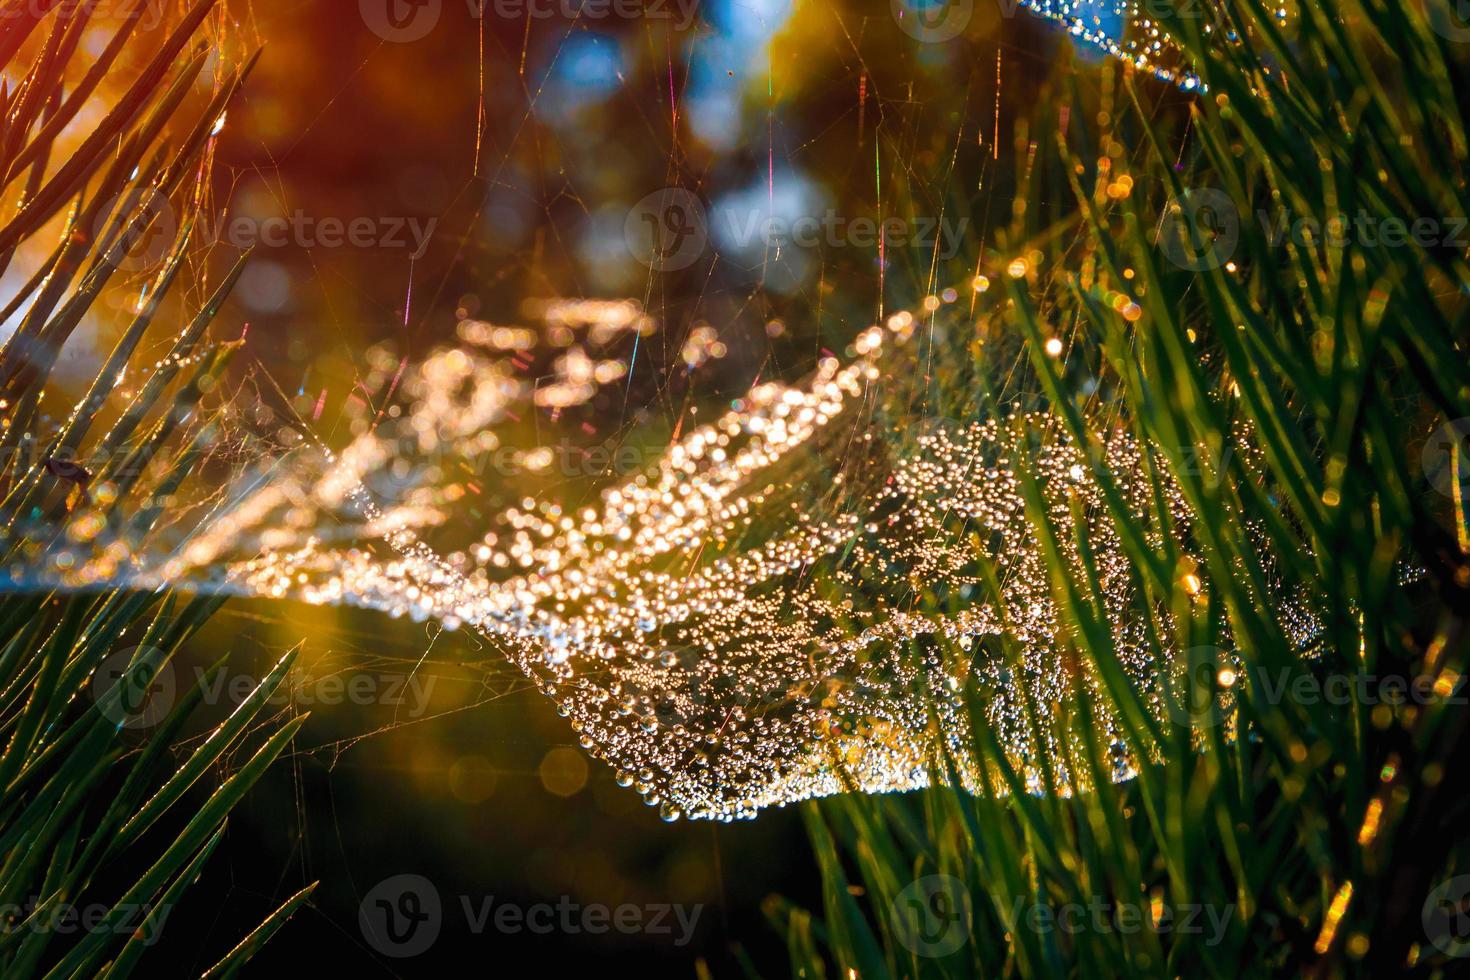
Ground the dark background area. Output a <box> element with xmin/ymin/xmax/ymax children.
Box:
<box><xmin>163</xmin><ymin>602</ymin><xmax>819</xmax><ymax>976</ymax></box>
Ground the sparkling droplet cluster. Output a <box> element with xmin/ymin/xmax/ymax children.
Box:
<box><xmin>1019</xmin><ymin>0</ymin><xmax>1294</xmax><ymax>90</ymax></box>
<box><xmin>15</xmin><ymin>297</ymin><xmax>1313</xmax><ymax>821</ymax></box>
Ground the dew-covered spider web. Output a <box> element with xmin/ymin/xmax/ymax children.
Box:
<box><xmin>4</xmin><ymin>286</ymin><xmax>1323</xmax><ymax>821</ymax></box>
<box><xmin>0</xmin><ymin>0</ymin><xmax>1313</xmax><ymax>821</ymax></box>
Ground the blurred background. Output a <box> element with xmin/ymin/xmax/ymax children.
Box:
<box><xmin>6</xmin><ymin>0</ymin><xmax>1144</xmax><ymax>973</ymax></box>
